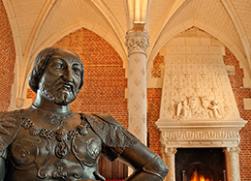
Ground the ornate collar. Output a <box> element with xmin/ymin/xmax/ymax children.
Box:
<box><xmin>20</xmin><ymin>113</ymin><xmax>89</xmax><ymax>159</ymax></box>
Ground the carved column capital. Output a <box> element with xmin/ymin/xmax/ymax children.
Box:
<box><xmin>225</xmin><ymin>146</ymin><xmax>240</xmax><ymax>153</ymax></box>
<box><xmin>125</xmin><ymin>31</ymin><xmax>149</xmax><ymax>56</ymax></box>
<box><xmin>164</xmin><ymin>147</ymin><xmax>177</xmax><ymax>155</ymax></box>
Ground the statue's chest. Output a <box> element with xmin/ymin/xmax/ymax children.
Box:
<box><xmin>8</xmin><ymin>118</ymin><xmax>102</xmax><ymax>179</ymax></box>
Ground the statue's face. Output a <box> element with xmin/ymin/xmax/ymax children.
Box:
<box><xmin>38</xmin><ymin>51</ymin><xmax>83</xmax><ymax>105</ymax></box>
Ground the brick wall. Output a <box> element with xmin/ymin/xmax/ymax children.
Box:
<box><xmin>224</xmin><ymin>48</ymin><xmax>251</xmax><ymax>181</ymax></box>
<box><xmin>147</xmin><ymin>54</ymin><xmax>164</xmax><ymax>155</ymax></box>
<box><xmin>0</xmin><ymin>0</ymin><xmax>15</xmax><ymax>111</ymax></box>
<box><xmin>54</xmin><ymin>28</ymin><xmax>128</xmax><ymax>127</ymax></box>
<box><xmin>147</xmin><ymin>88</ymin><xmax>162</xmax><ymax>155</ymax></box>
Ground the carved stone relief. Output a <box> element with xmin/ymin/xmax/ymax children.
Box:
<box><xmin>175</xmin><ymin>96</ymin><xmax>222</xmax><ymax>120</ymax></box>
<box><xmin>160</xmin><ymin>54</ymin><xmax>239</xmax><ymax>121</ymax></box>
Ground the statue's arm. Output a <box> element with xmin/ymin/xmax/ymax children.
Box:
<box><xmin>121</xmin><ymin>141</ymin><xmax>167</xmax><ymax>181</ymax></box>
<box><xmin>84</xmin><ymin>114</ymin><xmax>168</xmax><ymax>181</ymax></box>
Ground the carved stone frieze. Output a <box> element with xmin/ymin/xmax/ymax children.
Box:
<box><xmin>125</xmin><ymin>31</ymin><xmax>149</xmax><ymax>56</ymax></box>
<box><xmin>157</xmin><ymin>125</ymin><xmax>243</xmax><ymax>148</ymax></box>
<box><xmin>156</xmin><ymin>117</ymin><xmax>246</xmax><ymax>148</ymax></box>
<box><xmin>161</xmin><ymin>129</ymin><xmax>239</xmax><ymax>141</ymax></box>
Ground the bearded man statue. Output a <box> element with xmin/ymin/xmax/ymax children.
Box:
<box><xmin>0</xmin><ymin>47</ymin><xmax>167</xmax><ymax>181</ymax></box>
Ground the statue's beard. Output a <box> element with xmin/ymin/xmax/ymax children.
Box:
<box><xmin>39</xmin><ymin>79</ymin><xmax>78</xmax><ymax>105</ymax></box>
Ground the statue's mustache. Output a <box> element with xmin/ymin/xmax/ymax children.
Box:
<box><xmin>45</xmin><ymin>78</ymin><xmax>77</xmax><ymax>95</ymax></box>
<box><xmin>62</xmin><ymin>81</ymin><xmax>75</xmax><ymax>93</ymax></box>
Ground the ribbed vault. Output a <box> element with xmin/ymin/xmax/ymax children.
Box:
<box><xmin>2</xmin><ymin>0</ymin><xmax>251</xmax><ymax>107</ymax></box>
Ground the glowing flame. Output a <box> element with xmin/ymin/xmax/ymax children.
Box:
<box><xmin>190</xmin><ymin>170</ymin><xmax>211</xmax><ymax>181</ymax></box>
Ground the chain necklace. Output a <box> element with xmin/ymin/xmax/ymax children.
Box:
<box><xmin>30</xmin><ymin>106</ymin><xmax>73</xmax><ymax>126</ymax></box>
<box><xmin>20</xmin><ymin>112</ymin><xmax>88</xmax><ymax>159</ymax></box>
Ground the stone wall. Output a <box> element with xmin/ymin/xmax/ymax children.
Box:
<box><xmin>0</xmin><ymin>0</ymin><xmax>15</xmax><ymax>111</ymax></box>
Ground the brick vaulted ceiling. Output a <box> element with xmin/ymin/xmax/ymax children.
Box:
<box><xmin>2</xmin><ymin>0</ymin><xmax>251</xmax><ymax>103</ymax></box>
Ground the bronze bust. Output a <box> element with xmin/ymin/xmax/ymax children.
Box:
<box><xmin>0</xmin><ymin>47</ymin><xmax>167</xmax><ymax>181</ymax></box>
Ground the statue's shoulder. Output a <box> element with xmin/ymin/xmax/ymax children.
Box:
<box><xmin>0</xmin><ymin>109</ymin><xmax>22</xmax><ymax>117</ymax></box>
<box><xmin>0</xmin><ymin>109</ymin><xmax>23</xmax><ymax>155</ymax></box>
<box><xmin>80</xmin><ymin>113</ymin><xmax>124</xmax><ymax>137</ymax></box>
<box><xmin>0</xmin><ymin>109</ymin><xmax>22</xmax><ymax>127</ymax></box>
<box><xmin>82</xmin><ymin>113</ymin><xmax>121</xmax><ymax>127</ymax></box>
<box><xmin>81</xmin><ymin>113</ymin><xmax>138</xmax><ymax>152</ymax></box>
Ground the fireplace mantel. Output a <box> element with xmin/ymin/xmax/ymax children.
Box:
<box><xmin>156</xmin><ymin>119</ymin><xmax>247</xmax><ymax>148</ymax></box>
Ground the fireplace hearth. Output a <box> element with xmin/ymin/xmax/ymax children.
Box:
<box><xmin>175</xmin><ymin>148</ymin><xmax>226</xmax><ymax>181</ymax></box>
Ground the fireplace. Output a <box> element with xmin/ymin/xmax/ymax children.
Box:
<box><xmin>155</xmin><ymin>30</ymin><xmax>247</xmax><ymax>181</ymax></box>
<box><xmin>156</xmin><ymin>119</ymin><xmax>245</xmax><ymax>181</ymax></box>
<box><xmin>154</xmin><ymin>105</ymin><xmax>246</xmax><ymax>179</ymax></box>
<box><xmin>175</xmin><ymin>148</ymin><xmax>226</xmax><ymax>181</ymax></box>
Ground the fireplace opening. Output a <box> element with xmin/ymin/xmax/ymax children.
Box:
<box><xmin>175</xmin><ymin>148</ymin><xmax>226</xmax><ymax>181</ymax></box>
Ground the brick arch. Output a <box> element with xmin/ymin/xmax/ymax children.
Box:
<box><xmin>0</xmin><ymin>0</ymin><xmax>15</xmax><ymax>111</ymax></box>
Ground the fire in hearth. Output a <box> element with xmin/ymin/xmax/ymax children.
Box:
<box><xmin>176</xmin><ymin>148</ymin><xmax>226</xmax><ymax>181</ymax></box>
<box><xmin>190</xmin><ymin>170</ymin><xmax>211</xmax><ymax>181</ymax></box>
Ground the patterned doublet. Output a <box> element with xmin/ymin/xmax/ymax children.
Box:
<box><xmin>0</xmin><ymin>110</ymin><xmax>137</xmax><ymax>181</ymax></box>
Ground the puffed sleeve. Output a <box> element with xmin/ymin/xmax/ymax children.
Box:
<box><xmin>0</xmin><ymin>111</ymin><xmax>21</xmax><ymax>158</ymax></box>
<box><xmin>82</xmin><ymin>113</ymin><xmax>138</xmax><ymax>161</ymax></box>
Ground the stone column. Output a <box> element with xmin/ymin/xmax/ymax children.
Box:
<box><xmin>224</xmin><ymin>147</ymin><xmax>240</xmax><ymax>181</ymax></box>
<box><xmin>126</xmin><ymin>30</ymin><xmax>149</xmax><ymax>144</ymax></box>
<box><xmin>162</xmin><ymin>147</ymin><xmax>177</xmax><ymax>181</ymax></box>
